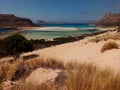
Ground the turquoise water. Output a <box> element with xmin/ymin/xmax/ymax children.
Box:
<box><xmin>42</xmin><ymin>23</ymin><xmax>96</xmax><ymax>28</ymax></box>
<box><xmin>21</xmin><ymin>23</ymin><xmax>100</xmax><ymax>40</ymax></box>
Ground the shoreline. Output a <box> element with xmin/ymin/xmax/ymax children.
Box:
<box><xmin>18</xmin><ymin>27</ymin><xmax>79</xmax><ymax>31</ymax></box>
<box><xmin>0</xmin><ymin>26</ymin><xmax>113</xmax><ymax>40</ymax></box>
<box><xmin>96</xmin><ymin>26</ymin><xmax>118</xmax><ymax>31</ymax></box>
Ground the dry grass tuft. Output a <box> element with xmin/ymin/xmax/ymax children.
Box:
<box><xmin>41</xmin><ymin>58</ymin><xmax>65</xmax><ymax>69</ymax></box>
<box><xmin>1</xmin><ymin>58</ymin><xmax>120</xmax><ymax>90</ymax></box>
<box><xmin>101</xmin><ymin>41</ymin><xmax>119</xmax><ymax>52</ymax></box>
<box><xmin>7</xmin><ymin>63</ymin><xmax>18</xmax><ymax>80</ymax></box>
<box><xmin>11</xmin><ymin>63</ymin><xmax>120</xmax><ymax>90</ymax></box>
<box><xmin>25</xmin><ymin>58</ymin><xmax>65</xmax><ymax>69</ymax></box>
<box><xmin>65</xmin><ymin>62</ymin><xmax>79</xmax><ymax>70</ymax></box>
<box><xmin>0</xmin><ymin>63</ymin><xmax>10</xmax><ymax>82</ymax></box>
<box><xmin>63</xmin><ymin>64</ymin><xmax>120</xmax><ymax>90</ymax></box>
<box><xmin>12</xmin><ymin>82</ymin><xmax>55</xmax><ymax>90</ymax></box>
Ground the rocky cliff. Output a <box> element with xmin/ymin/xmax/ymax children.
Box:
<box><xmin>96</xmin><ymin>13</ymin><xmax>120</xmax><ymax>26</ymax></box>
<box><xmin>0</xmin><ymin>14</ymin><xmax>38</xmax><ymax>27</ymax></box>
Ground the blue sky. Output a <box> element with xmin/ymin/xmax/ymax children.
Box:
<box><xmin>0</xmin><ymin>0</ymin><xmax>120</xmax><ymax>22</ymax></box>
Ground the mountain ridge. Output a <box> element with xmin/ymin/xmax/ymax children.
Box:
<box><xmin>0</xmin><ymin>14</ymin><xmax>39</xmax><ymax>27</ymax></box>
<box><xmin>96</xmin><ymin>13</ymin><xmax>120</xmax><ymax>26</ymax></box>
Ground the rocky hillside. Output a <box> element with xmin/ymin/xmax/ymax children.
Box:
<box><xmin>96</xmin><ymin>13</ymin><xmax>120</xmax><ymax>26</ymax></box>
<box><xmin>0</xmin><ymin>14</ymin><xmax>38</xmax><ymax>27</ymax></box>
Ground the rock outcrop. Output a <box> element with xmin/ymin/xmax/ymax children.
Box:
<box><xmin>96</xmin><ymin>13</ymin><xmax>120</xmax><ymax>26</ymax></box>
<box><xmin>0</xmin><ymin>14</ymin><xmax>38</xmax><ymax>27</ymax></box>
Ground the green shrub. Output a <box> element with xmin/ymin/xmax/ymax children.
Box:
<box><xmin>0</xmin><ymin>34</ymin><xmax>34</xmax><ymax>59</ymax></box>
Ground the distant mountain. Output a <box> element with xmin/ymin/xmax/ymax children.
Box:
<box><xmin>44</xmin><ymin>22</ymin><xmax>69</xmax><ymax>24</ymax></box>
<box><xmin>0</xmin><ymin>14</ymin><xmax>39</xmax><ymax>27</ymax></box>
<box><xmin>37</xmin><ymin>20</ymin><xmax>45</xmax><ymax>24</ymax></box>
<box><xmin>96</xmin><ymin>13</ymin><xmax>120</xmax><ymax>26</ymax></box>
<box><xmin>37</xmin><ymin>20</ymin><xmax>70</xmax><ymax>24</ymax></box>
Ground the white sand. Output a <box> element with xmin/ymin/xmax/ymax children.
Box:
<box><xmin>20</xmin><ymin>26</ymin><xmax>118</xmax><ymax>31</ymax></box>
<box><xmin>19</xmin><ymin>27</ymin><xmax>79</xmax><ymax>31</ymax></box>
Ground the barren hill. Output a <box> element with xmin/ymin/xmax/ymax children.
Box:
<box><xmin>0</xmin><ymin>14</ymin><xmax>38</xmax><ymax>27</ymax></box>
<box><xmin>96</xmin><ymin>13</ymin><xmax>120</xmax><ymax>26</ymax></box>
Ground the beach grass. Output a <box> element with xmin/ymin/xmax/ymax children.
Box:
<box><xmin>101</xmin><ymin>41</ymin><xmax>119</xmax><ymax>52</ymax></box>
<box><xmin>63</xmin><ymin>64</ymin><xmax>120</xmax><ymax>90</ymax></box>
<box><xmin>12</xmin><ymin>82</ymin><xmax>55</xmax><ymax>90</ymax></box>
<box><xmin>7</xmin><ymin>61</ymin><xmax>120</xmax><ymax>90</ymax></box>
<box><xmin>0</xmin><ymin>58</ymin><xmax>120</xmax><ymax>90</ymax></box>
<box><xmin>25</xmin><ymin>58</ymin><xmax>65</xmax><ymax>69</ymax></box>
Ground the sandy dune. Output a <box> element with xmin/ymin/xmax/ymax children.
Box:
<box><xmin>25</xmin><ymin>35</ymin><xmax>120</xmax><ymax>84</ymax></box>
<box><xmin>19</xmin><ymin>31</ymin><xmax>120</xmax><ymax>73</ymax></box>
<box><xmin>1</xmin><ymin>31</ymin><xmax>120</xmax><ymax>73</ymax></box>
<box><xmin>1</xmin><ymin>31</ymin><xmax>120</xmax><ymax>84</ymax></box>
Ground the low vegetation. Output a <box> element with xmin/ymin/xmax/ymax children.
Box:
<box><xmin>30</xmin><ymin>36</ymin><xmax>85</xmax><ymax>49</ymax></box>
<box><xmin>1</xmin><ymin>31</ymin><xmax>120</xmax><ymax>90</ymax></box>
<box><xmin>89</xmin><ymin>33</ymin><xmax>120</xmax><ymax>43</ymax></box>
<box><xmin>0</xmin><ymin>34</ymin><xmax>34</xmax><ymax>59</ymax></box>
<box><xmin>12</xmin><ymin>82</ymin><xmax>55</xmax><ymax>90</ymax></box>
<box><xmin>63</xmin><ymin>64</ymin><xmax>120</xmax><ymax>90</ymax></box>
<box><xmin>101</xmin><ymin>41</ymin><xmax>119</xmax><ymax>52</ymax></box>
<box><xmin>0</xmin><ymin>58</ymin><xmax>65</xmax><ymax>84</ymax></box>
<box><xmin>25</xmin><ymin>58</ymin><xmax>65</xmax><ymax>70</ymax></box>
<box><xmin>0</xmin><ymin>58</ymin><xmax>120</xmax><ymax>90</ymax></box>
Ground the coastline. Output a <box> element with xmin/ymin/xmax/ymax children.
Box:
<box><xmin>18</xmin><ymin>27</ymin><xmax>79</xmax><ymax>31</ymax></box>
<box><xmin>1</xmin><ymin>26</ymin><xmax>120</xmax><ymax>87</ymax></box>
<box><xmin>96</xmin><ymin>26</ymin><xmax>118</xmax><ymax>31</ymax></box>
<box><xmin>17</xmin><ymin>26</ymin><xmax>118</xmax><ymax>32</ymax></box>
<box><xmin>0</xmin><ymin>26</ymin><xmax>114</xmax><ymax>40</ymax></box>
<box><xmin>1</xmin><ymin>28</ymin><xmax>120</xmax><ymax>73</ymax></box>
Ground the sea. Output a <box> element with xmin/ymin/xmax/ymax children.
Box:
<box><xmin>0</xmin><ymin>23</ymin><xmax>100</xmax><ymax>40</ymax></box>
<box><xmin>0</xmin><ymin>28</ymin><xmax>16</xmax><ymax>33</ymax></box>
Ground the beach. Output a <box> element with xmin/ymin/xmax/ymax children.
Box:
<box><xmin>1</xmin><ymin>22</ymin><xmax>116</xmax><ymax>40</ymax></box>
<box><xmin>23</xmin><ymin>31</ymin><xmax>120</xmax><ymax>73</ymax></box>
<box><xmin>1</xmin><ymin>1</ymin><xmax>120</xmax><ymax>89</ymax></box>
<box><xmin>1</xmin><ymin>29</ymin><xmax>120</xmax><ymax>73</ymax></box>
<box><xmin>1</xmin><ymin>28</ymin><xmax>120</xmax><ymax>86</ymax></box>
<box><xmin>0</xmin><ymin>23</ymin><xmax>100</xmax><ymax>40</ymax></box>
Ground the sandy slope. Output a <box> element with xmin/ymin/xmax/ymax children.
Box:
<box><xmin>1</xmin><ymin>31</ymin><xmax>120</xmax><ymax>84</ymax></box>
<box><xmin>21</xmin><ymin>31</ymin><xmax>120</xmax><ymax>73</ymax></box>
<box><xmin>24</xmin><ymin>39</ymin><xmax>120</xmax><ymax>73</ymax></box>
<box><xmin>25</xmin><ymin>35</ymin><xmax>120</xmax><ymax>84</ymax></box>
<box><xmin>1</xmin><ymin>31</ymin><xmax>120</xmax><ymax>72</ymax></box>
